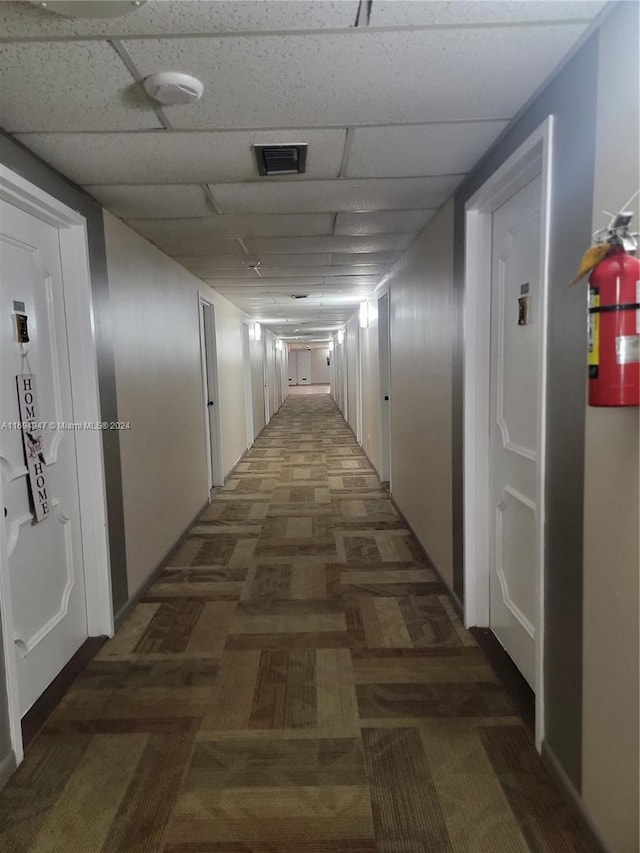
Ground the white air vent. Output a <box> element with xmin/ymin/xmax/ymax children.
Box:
<box><xmin>254</xmin><ymin>144</ymin><xmax>308</xmax><ymax>176</ymax></box>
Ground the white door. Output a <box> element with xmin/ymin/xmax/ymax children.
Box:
<box><xmin>297</xmin><ymin>350</ymin><xmax>311</xmax><ymax>385</ymax></box>
<box><xmin>201</xmin><ymin>302</ymin><xmax>221</xmax><ymax>490</ymax></box>
<box><xmin>378</xmin><ymin>292</ymin><xmax>391</xmax><ymax>483</ymax></box>
<box><xmin>489</xmin><ymin>175</ymin><xmax>542</xmax><ymax>689</ymax></box>
<box><xmin>0</xmin><ymin>200</ymin><xmax>88</xmax><ymax>716</ymax></box>
<box><xmin>288</xmin><ymin>350</ymin><xmax>298</xmax><ymax>386</ymax></box>
<box><xmin>242</xmin><ymin>323</ymin><xmax>254</xmax><ymax>448</ymax></box>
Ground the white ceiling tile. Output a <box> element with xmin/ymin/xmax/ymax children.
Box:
<box><xmin>254</xmin><ymin>265</ymin><xmax>389</xmax><ymax>279</ymax></box>
<box><xmin>177</xmin><ymin>254</ymin><xmax>331</xmax><ymax>272</ymax></box>
<box><xmin>369</xmin><ymin>1</ymin><xmax>605</xmax><ymax>27</ymax></box>
<box><xmin>324</xmin><ymin>276</ymin><xmax>383</xmax><ymax>286</ymax></box>
<box><xmin>127</xmin><ymin>214</ymin><xmax>334</xmax><ymax>240</ymax></box>
<box><xmin>209</xmin><ymin>176</ymin><xmax>461</xmax><ymax>214</ymax></box>
<box><xmin>0</xmin><ymin>41</ymin><xmax>161</xmax><ymax>133</ymax></box>
<box><xmin>85</xmin><ymin>184</ymin><xmax>213</xmax><ymax>218</ymax></box>
<box><xmin>244</xmin><ymin>234</ymin><xmax>415</xmax><ymax>254</ymax></box>
<box><xmin>0</xmin><ymin>1</ymin><xmax>359</xmax><ymax>39</ymax></box>
<box><xmin>346</xmin><ymin>121</ymin><xmax>508</xmax><ymax>178</ymax></box>
<box><xmin>330</xmin><ymin>252</ymin><xmax>401</xmax><ymax>266</ymax></box>
<box><xmin>250</xmin><ymin>254</ymin><xmax>332</xmax><ymax>269</ymax></box>
<box><xmin>125</xmin><ymin>26</ymin><xmax>588</xmax><ymax>129</ymax></box>
<box><xmin>199</xmin><ymin>269</ymin><xmax>264</xmax><ymax>280</ymax></box>
<box><xmin>16</xmin><ymin>129</ymin><xmax>346</xmax><ymax>184</ymax></box>
<box><xmin>334</xmin><ymin>210</ymin><xmax>435</xmax><ymax>235</ymax></box>
<box><xmin>213</xmin><ymin>278</ymin><xmax>326</xmax><ymax>289</ymax></box>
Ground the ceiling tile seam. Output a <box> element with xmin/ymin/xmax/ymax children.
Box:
<box><xmin>236</xmin><ymin>238</ymin><xmax>250</xmax><ymax>257</ymax></box>
<box><xmin>126</xmin><ymin>211</ymin><xmax>434</xmax><ymax>224</ymax></box>
<box><xmin>86</xmin><ymin>175</ymin><xmax>465</xmax><ymax>191</ymax></box>
<box><xmin>207</xmin><ymin>174</ymin><xmax>466</xmax><ymax>187</ymax></box>
<box><xmin>0</xmin><ymin>17</ymin><xmax>598</xmax><ymax>45</ymax></box>
<box><xmin>338</xmin><ymin>128</ymin><xmax>354</xmax><ymax>179</ymax></box>
<box><xmin>108</xmin><ymin>38</ymin><xmax>171</xmax><ymax>130</ymax></box>
<box><xmin>15</xmin><ymin>118</ymin><xmax>513</xmax><ymax>135</ymax></box>
<box><xmin>201</xmin><ymin>183</ymin><xmax>224</xmax><ymax>214</ymax></box>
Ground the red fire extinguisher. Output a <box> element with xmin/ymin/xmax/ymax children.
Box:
<box><xmin>587</xmin><ymin>212</ymin><xmax>640</xmax><ymax>407</ymax></box>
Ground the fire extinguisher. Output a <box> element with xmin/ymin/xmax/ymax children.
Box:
<box><xmin>586</xmin><ymin>211</ymin><xmax>640</xmax><ymax>407</ymax></box>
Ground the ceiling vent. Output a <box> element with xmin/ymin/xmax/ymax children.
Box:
<box><xmin>254</xmin><ymin>144</ymin><xmax>308</xmax><ymax>176</ymax></box>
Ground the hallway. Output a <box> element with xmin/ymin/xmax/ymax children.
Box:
<box><xmin>0</xmin><ymin>394</ymin><xmax>593</xmax><ymax>852</ymax></box>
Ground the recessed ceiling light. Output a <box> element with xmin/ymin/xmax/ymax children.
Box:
<box><xmin>31</xmin><ymin>1</ymin><xmax>146</xmax><ymax>18</ymax></box>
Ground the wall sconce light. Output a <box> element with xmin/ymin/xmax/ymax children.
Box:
<box><xmin>360</xmin><ymin>300</ymin><xmax>369</xmax><ymax>329</ymax></box>
<box><xmin>254</xmin><ymin>322</ymin><xmax>262</xmax><ymax>341</ymax></box>
<box><xmin>276</xmin><ymin>338</ymin><xmax>283</xmax><ymax>351</ymax></box>
<box><xmin>328</xmin><ymin>341</ymin><xmax>334</xmax><ymax>352</ymax></box>
<box><xmin>337</xmin><ymin>329</ymin><xmax>344</xmax><ymax>345</ymax></box>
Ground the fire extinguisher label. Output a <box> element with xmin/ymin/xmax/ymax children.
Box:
<box><xmin>616</xmin><ymin>335</ymin><xmax>640</xmax><ymax>364</ymax></box>
<box><xmin>588</xmin><ymin>287</ymin><xmax>599</xmax><ymax>378</ymax></box>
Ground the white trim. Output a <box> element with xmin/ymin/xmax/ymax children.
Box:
<box><xmin>462</xmin><ymin>116</ymin><xmax>553</xmax><ymax>752</ymax></box>
<box><xmin>0</xmin><ymin>164</ymin><xmax>113</xmax><ymax>765</ymax></box>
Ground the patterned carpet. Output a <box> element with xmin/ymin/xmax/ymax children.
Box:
<box><xmin>0</xmin><ymin>394</ymin><xmax>595</xmax><ymax>852</ymax></box>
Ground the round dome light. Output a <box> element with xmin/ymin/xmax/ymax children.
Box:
<box><xmin>143</xmin><ymin>72</ymin><xmax>204</xmax><ymax>106</ymax></box>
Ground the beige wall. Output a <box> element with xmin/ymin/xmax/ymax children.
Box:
<box><xmin>103</xmin><ymin>213</ymin><xmax>247</xmax><ymax>596</ymax></box>
<box><xmin>388</xmin><ymin>200</ymin><xmax>455</xmax><ymax>591</ymax></box>
<box><xmin>357</xmin><ymin>201</ymin><xmax>455</xmax><ymax>591</ymax></box>
<box><xmin>582</xmin><ymin>4</ymin><xmax>640</xmax><ymax>851</ymax></box>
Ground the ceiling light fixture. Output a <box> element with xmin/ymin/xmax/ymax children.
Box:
<box><xmin>143</xmin><ymin>72</ymin><xmax>204</xmax><ymax>106</ymax></box>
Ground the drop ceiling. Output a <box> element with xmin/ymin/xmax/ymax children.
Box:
<box><xmin>0</xmin><ymin>0</ymin><xmax>606</xmax><ymax>339</ymax></box>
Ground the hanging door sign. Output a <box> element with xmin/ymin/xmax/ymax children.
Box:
<box><xmin>16</xmin><ymin>374</ymin><xmax>50</xmax><ymax>522</ymax></box>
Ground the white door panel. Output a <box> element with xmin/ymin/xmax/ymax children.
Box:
<box><xmin>1</xmin><ymin>201</ymin><xmax>87</xmax><ymax>715</ymax></box>
<box><xmin>296</xmin><ymin>350</ymin><xmax>311</xmax><ymax>385</ymax></box>
<box><xmin>489</xmin><ymin>175</ymin><xmax>541</xmax><ymax>689</ymax></box>
<box><xmin>288</xmin><ymin>350</ymin><xmax>298</xmax><ymax>386</ymax></box>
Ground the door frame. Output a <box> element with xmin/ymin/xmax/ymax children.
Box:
<box><xmin>198</xmin><ymin>294</ymin><xmax>223</xmax><ymax>492</ymax></box>
<box><xmin>0</xmin><ymin>164</ymin><xmax>113</xmax><ymax>764</ymax></box>
<box><xmin>463</xmin><ymin>116</ymin><xmax>553</xmax><ymax>750</ymax></box>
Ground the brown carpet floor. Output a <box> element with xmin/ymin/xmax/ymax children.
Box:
<box><xmin>0</xmin><ymin>394</ymin><xmax>595</xmax><ymax>852</ymax></box>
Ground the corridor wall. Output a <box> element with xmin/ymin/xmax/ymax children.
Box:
<box><xmin>103</xmin><ymin>213</ymin><xmax>247</xmax><ymax>599</ymax></box>
<box><xmin>356</xmin><ymin>6</ymin><xmax>639</xmax><ymax>849</ymax></box>
<box><xmin>581</xmin><ymin>4</ymin><xmax>639</xmax><ymax>849</ymax></box>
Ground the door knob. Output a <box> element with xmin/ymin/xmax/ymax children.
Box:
<box><xmin>384</xmin><ymin>395</ymin><xmax>389</xmax><ymax>401</ymax></box>
<box><xmin>207</xmin><ymin>401</ymin><xmax>214</xmax><ymax>407</ymax></box>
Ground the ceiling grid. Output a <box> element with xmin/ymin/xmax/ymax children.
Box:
<box><xmin>0</xmin><ymin>0</ymin><xmax>607</xmax><ymax>339</ymax></box>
